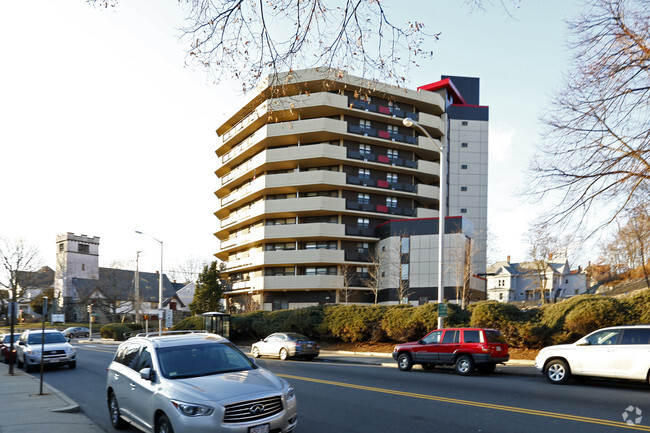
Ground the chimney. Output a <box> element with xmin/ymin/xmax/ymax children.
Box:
<box><xmin>507</xmin><ymin>255</ymin><xmax>511</xmax><ymax>263</ymax></box>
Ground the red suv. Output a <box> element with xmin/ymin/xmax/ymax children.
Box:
<box><xmin>392</xmin><ymin>328</ymin><xmax>509</xmax><ymax>375</ymax></box>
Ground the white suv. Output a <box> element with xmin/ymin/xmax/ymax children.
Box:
<box><xmin>16</xmin><ymin>329</ymin><xmax>76</xmax><ymax>373</ymax></box>
<box><xmin>106</xmin><ymin>331</ymin><xmax>297</xmax><ymax>433</ymax></box>
<box><xmin>535</xmin><ymin>325</ymin><xmax>650</xmax><ymax>385</ymax></box>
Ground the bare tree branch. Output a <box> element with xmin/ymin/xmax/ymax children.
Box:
<box><xmin>529</xmin><ymin>0</ymin><xmax>650</xmax><ymax>237</ymax></box>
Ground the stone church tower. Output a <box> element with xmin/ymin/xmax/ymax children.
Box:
<box><xmin>54</xmin><ymin>233</ymin><xmax>100</xmax><ymax>309</ymax></box>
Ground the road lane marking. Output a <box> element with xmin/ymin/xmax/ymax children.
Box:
<box><xmin>279</xmin><ymin>374</ymin><xmax>650</xmax><ymax>431</ymax></box>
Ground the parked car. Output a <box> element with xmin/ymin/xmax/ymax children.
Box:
<box><xmin>392</xmin><ymin>327</ymin><xmax>510</xmax><ymax>375</ymax></box>
<box><xmin>16</xmin><ymin>329</ymin><xmax>76</xmax><ymax>373</ymax></box>
<box><xmin>535</xmin><ymin>324</ymin><xmax>650</xmax><ymax>385</ymax></box>
<box><xmin>251</xmin><ymin>332</ymin><xmax>320</xmax><ymax>361</ymax></box>
<box><xmin>63</xmin><ymin>326</ymin><xmax>91</xmax><ymax>339</ymax></box>
<box><xmin>0</xmin><ymin>333</ymin><xmax>20</xmax><ymax>364</ymax></box>
<box><xmin>106</xmin><ymin>330</ymin><xmax>297</xmax><ymax>433</ymax></box>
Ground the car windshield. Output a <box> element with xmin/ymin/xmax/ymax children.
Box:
<box><xmin>157</xmin><ymin>342</ymin><xmax>256</xmax><ymax>379</ymax></box>
<box><xmin>286</xmin><ymin>333</ymin><xmax>309</xmax><ymax>341</ymax></box>
<box><xmin>3</xmin><ymin>335</ymin><xmax>19</xmax><ymax>343</ymax></box>
<box><xmin>27</xmin><ymin>333</ymin><xmax>67</xmax><ymax>344</ymax></box>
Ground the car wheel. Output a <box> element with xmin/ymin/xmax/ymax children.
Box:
<box><xmin>108</xmin><ymin>391</ymin><xmax>128</xmax><ymax>429</ymax></box>
<box><xmin>279</xmin><ymin>348</ymin><xmax>289</xmax><ymax>361</ymax></box>
<box><xmin>421</xmin><ymin>363</ymin><xmax>435</xmax><ymax>371</ymax></box>
<box><xmin>397</xmin><ymin>353</ymin><xmax>413</xmax><ymax>371</ymax></box>
<box><xmin>304</xmin><ymin>355</ymin><xmax>316</xmax><ymax>361</ymax></box>
<box><xmin>478</xmin><ymin>363</ymin><xmax>496</xmax><ymax>374</ymax></box>
<box><xmin>545</xmin><ymin>359</ymin><xmax>571</xmax><ymax>384</ymax></box>
<box><xmin>84</xmin><ymin>333</ymin><xmax>89</xmax><ymax>338</ymax></box>
<box><xmin>69</xmin><ymin>360</ymin><xmax>76</xmax><ymax>369</ymax></box>
<box><xmin>252</xmin><ymin>347</ymin><xmax>260</xmax><ymax>358</ymax></box>
<box><xmin>455</xmin><ymin>355</ymin><xmax>475</xmax><ymax>376</ymax></box>
<box><xmin>156</xmin><ymin>413</ymin><xmax>175</xmax><ymax>433</ymax></box>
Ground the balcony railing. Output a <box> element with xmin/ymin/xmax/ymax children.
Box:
<box><xmin>347</xmin><ymin>150</ymin><xmax>417</xmax><ymax>169</ymax></box>
<box><xmin>345</xmin><ymin>227</ymin><xmax>376</xmax><ymax>237</ymax></box>
<box><xmin>347</xmin><ymin>97</ymin><xmax>419</xmax><ymax>121</ymax></box>
<box><xmin>347</xmin><ymin>123</ymin><xmax>417</xmax><ymax>145</ymax></box>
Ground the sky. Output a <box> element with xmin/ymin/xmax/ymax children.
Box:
<box><xmin>0</xmin><ymin>0</ymin><xmax>585</xmax><ymax>276</ymax></box>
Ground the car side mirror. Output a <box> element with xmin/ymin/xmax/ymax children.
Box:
<box><xmin>139</xmin><ymin>367</ymin><xmax>154</xmax><ymax>381</ymax></box>
<box><xmin>418</xmin><ymin>339</ymin><xmax>424</xmax><ymax>345</ymax></box>
<box><xmin>18</xmin><ymin>341</ymin><xmax>25</xmax><ymax>346</ymax></box>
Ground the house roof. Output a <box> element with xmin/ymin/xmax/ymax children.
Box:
<box><xmin>72</xmin><ymin>268</ymin><xmax>176</xmax><ymax>303</ymax></box>
<box><xmin>16</xmin><ymin>266</ymin><xmax>55</xmax><ymax>289</ymax></box>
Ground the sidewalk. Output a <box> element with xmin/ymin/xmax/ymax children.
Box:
<box><xmin>0</xmin><ymin>362</ymin><xmax>105</xmax><ymax>433</ymax></box>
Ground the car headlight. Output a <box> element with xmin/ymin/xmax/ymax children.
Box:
<box><xmin>285</xmin><ymin>386</ymin><xmax>296</xmax><ymax>401</ymax></box>
<box><xmin>26</xmin><ymin>349</ymin><xmax>41</xmax><ymax>356</ymax></box>
<box><xmin>66</xmin><ymin>347</ymin><xmax>76</xmax><ymax>354</ymax></box>
<box><xmin>171</xmin><ymin>400</ymin><xmax>214</xmax><ymax>417</ymax></box>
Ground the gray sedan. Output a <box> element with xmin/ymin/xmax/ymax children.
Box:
<box><xmin>62</xmin><ymin>326</ymin><xmax>90</xmax><ymax>339</ymax></box>
<box><xmin>252</xmin><ymin>332</ymin><xmax>320</xmax><ymax>361</ymax></box>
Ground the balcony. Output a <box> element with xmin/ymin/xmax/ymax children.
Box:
<box><xmin>347</xmin><ymin>150</ymin><xmax>417</xmax><ymax>169</ymax></box>
<box><xmin>345</xmin><ymin>227</ymin><xmax>376</xmax><ymax>237</ymax></box>
<box><xmin>347</xmin><ymin>124</ymin><xmax>377</xmax><ymax>137</ymax></box>
<box><xmin>347</xmin><ymin>97</ymin><xmax>419</xmax><ymax>121</ymax></box>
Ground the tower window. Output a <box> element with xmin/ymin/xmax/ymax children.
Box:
<box><xmin>78</xmin><ymin>244</ymin><xmax>89</xmax><ymax>254</ymax></box>
<box><xmin>461</xmin><ymin>164</ymin><xmax>468</xmax><ymax>170</ymax></box>
<box><xmin>358</xmin><ymin>193</ymin><xmax>370</xmax><ymax>204</ymax></box>
<box><xmin>387</xmin><ymin>149</ymin><xmax>399</xmax><ymax>159</ymax></box>
<box><xmin>461</xmin><ymin>186</ymin><xmax>468</xmax><ymax>191</ymax></box>
<box><xmin>386</xmin><ymin>197</ymin><xmax>398</xmax><ymax>208</ymax></box>
<box><xmin>59</xmin><ymin>244</ymin><xmax>64</xmax><ymax>252</ymax></box>
<box><xmin>461</xmin><ymin>121</ymin><xmax>468</xmax><ymax>126</ymax></box>
<box><xmin>359</xmin><ymin>119</ymin><xmax>372</xmax><ymax>130</ymax></box>
<box><xmin>359</xmin><ymin>143</ymin><xmax>371</xmax><ymax>155</ymax></box>
<box><xmin>460</xmin><ymin>208</ymin><xmax>467</xmax><ymax>213</ymax></box>
<box><xmin>358</xmin><ymin>168</ymin><xmax>370</xmax><ymax>179</ymax></box>
<box><xmin>461</xmin><ymin>142</ymin><xmax>468</xmax><ymax>148</ymax></box>
<box><xmin>358</xmin><ymin>218</ymin><xmax>370</xmax><ymax>228</ymax></box>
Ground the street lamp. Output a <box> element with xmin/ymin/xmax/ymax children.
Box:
<box><xmin>135</xmin><ymin>231</ymin><xmax>163</xmax><ymax>335</ymax></box>
<box><xmin>403</xmin><ymin>117</ymin><xmax>446</xmax><ymax>329</ymax></box>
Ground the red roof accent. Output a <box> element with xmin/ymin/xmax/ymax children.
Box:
<box><xmin>418</xmin><ymin>78</ymin><xmax>466</xmax><ymax>105</ymax></box>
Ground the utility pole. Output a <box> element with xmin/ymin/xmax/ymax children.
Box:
<box><xmin>135</xmin><ymin>251</ymin><xmax>141</xmax><ymax>324</ymax></box>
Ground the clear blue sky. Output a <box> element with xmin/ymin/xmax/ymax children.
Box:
<box><xmin>0</xmin><ymin>0</ymin><xmax>585</xmax><ymax>274</ymax></box>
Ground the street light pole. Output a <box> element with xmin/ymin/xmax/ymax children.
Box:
<box><xmin>403</xmin><ymin>117</ymin><xmax>446</xmax><ymax>329</ymax></box>
<box><xmin>135</xmin><ymin>231</ymin><xmax>163</xmax><ymax>335</ymax></box>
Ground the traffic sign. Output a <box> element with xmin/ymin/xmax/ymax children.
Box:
<box><xmin>438</xmin><ymin>302</ymin><xmax>448</xmax><ymax>317</ymax></box>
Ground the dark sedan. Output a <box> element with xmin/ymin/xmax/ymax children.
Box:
<box><xmin>251</xmin><ymin>332</ymin><xmax>320</xmax><ymax>360</ymax></box>
<box><xmin>1</xmin><ymin>333</ymin><xmax>20</xmax><ymax>363</ymax></box>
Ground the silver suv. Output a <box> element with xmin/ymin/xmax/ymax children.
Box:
<box><xmin>535</xmin><ymin>325</ymin><xmax>650</xmax><ymax>385</ymax></box>
<box><xmin>16</xmin><ymin>329</ymin><xmax>76</xmax><ymax>373</ymax></box>
<box><xmin>106</xmin><ymin>331</ymin><xmax>298</xmax><ymax>433</ymax></box>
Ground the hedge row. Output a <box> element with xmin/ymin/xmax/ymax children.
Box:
<box><xmin>222</xmin><ymin>290</ymin><xmax>650</xmax><ymax>349</ymax></box>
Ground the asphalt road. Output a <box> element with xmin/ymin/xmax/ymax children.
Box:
<box><xmin>32</xmin><ymin>341</ymin><xmax>650</xmax><ymax>433</ymax></box>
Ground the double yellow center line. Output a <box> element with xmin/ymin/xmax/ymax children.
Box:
<box><xmin>279</xmin><ymin>374</ymin><xmax>650</xmax><ymax>431</ymax></box>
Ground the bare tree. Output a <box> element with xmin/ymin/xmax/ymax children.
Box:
<box><xmin>530</xmin><ymin>0</ymin><xmax>650</xmax><ymax>234</ymax></box>
<box><xmin>365</xmin><ymin>249</ymin><xmax>384</xmax><ymax>305</ymax></box>
<box><xmin>91</xmin><ymin>262</ymin><xmax>136</xmax><ymax>322</ymax></box>
<box><xmin>447</xmin><ymin>231</ymin><xmax>476</xmax><ymax>309</ymax></box>
<box><xmin>601</xmin><ymin>203</ymin><xmax>650</xmax><ymax>285</ymax></box>
<box><xmin>0</xmin><ymin>237</ymin><xmax>42</xmax><ymax>307</ymax></box>
<box><xmin>524</xmin><ymin>222</ymin><xmax>567</xmax><ymax>303</ymax></box>
<box><xmin>367</xmin><ymin>236</ymin><xmax>411</xmax><ymax>304</ymax></box>
<box><xmin>337</xmin><ymin>263</ymin><xmax>355</xmax><ymax>304</ymax></box>
<box><xmin>90</xmin><ymin>0</ymin><xmax>438</xmax><ymax>91</ymax></box>
<box><xmin>168</xmin><ymin>256</ymin><xmax>211</xmax><ymax>284</ymax></box>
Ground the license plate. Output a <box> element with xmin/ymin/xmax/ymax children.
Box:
<box><xmin>249</xmin><ymin>424</ymin><xmax>269</xmax><ymax>433</ymax></box>
<box><xmin>306</xmin><ymin>344</ymin><xmax>313</xmax><ymax>348</ymax></box>
<box><xmin>495</xmin><ymin>346</ymin><xmax>501</xmax><ymax>351</ymax></box>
